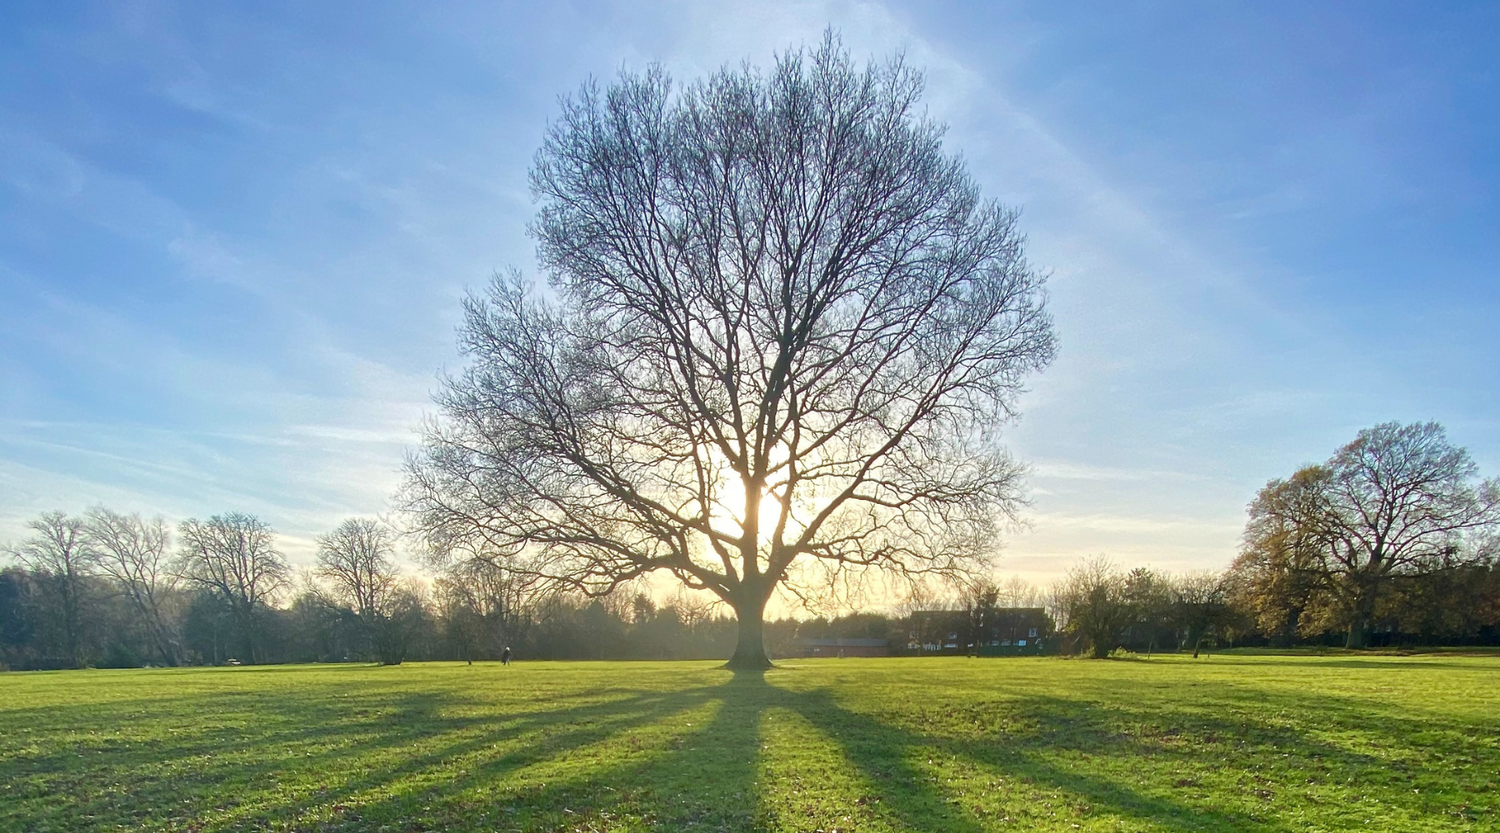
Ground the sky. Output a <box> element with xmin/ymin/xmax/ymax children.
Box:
<box><xmin>2</xmin><ymin>1</ymin><xmax>1498</xmax><ymax>596</ymax></box>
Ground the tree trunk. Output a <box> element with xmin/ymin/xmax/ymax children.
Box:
<box><xmin>241</xmin><ymin>608</ymin><xmax>259</xmax><ymax>664</ymax></box>
<box><xmin>726</xmin><ymin>592</ymin><xmax>772</xmax><ymax>670</ymax></box>
<box><xmin>1345</xmin><ymin>580</ymin><xmax>1378</xmax><ymax>649</ymax></box>
<box><xmin>1277</xmin><ymin>607</ymin><xmax>1301</xmax><ymax>648</ymax></box>
<box><xmin>1345</xmin><ymin>618</ymin><xmax>1366</xmax><ymax>649</ymax></box>
<box><xmin>150</xmin><ymin>622</ymin><xmax>178</xmax><ymax>667</ymax></box>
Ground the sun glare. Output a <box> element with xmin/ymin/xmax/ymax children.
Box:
<box><xmin>708</xmin><ymin>474</ymin><xmax>794</xmax><ymax>543</ymax></box>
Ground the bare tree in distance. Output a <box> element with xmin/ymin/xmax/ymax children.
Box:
<box><xmin>433</xmin><ymin>556</ymin><xmax>553</xmax><ymax>664</ymax></box>
<box><xmin>316</xmin><ymin>521</ymin><xmax>397</xmax><ymax>623</ymax></box>
<box><xmin>9</xmin><ymin>511</ymin><xmax>92</xmax><ymax>666</ymax></box>
<box><xmin>669</xmin><ymin>587</ymin><xmax>724</xmax><ymax>632</ymax></box>
<box><xmin>999</xmin><ymin>573</ymin><xmax>1042</xmax><ymax>608</ymax></box>
<box><xmin>316</xmin><ymin>518</ymin><xmax>399</xmax><ymax>662</ymax></box>
<box><xmin>177</xmin><ymin>513</ymin><xmax>287</xmax><ymax>664</ymax></box>
<box><xmin>1247</xmin><ymin>422</ymin><xmax>1499</xmax><ymax>649</ymax></box>
<box><xmin>85</xmin><ymin>507</ymin><xmax>180</xmax><ymax>666</ymax></box>
<box><xmin>404</xmin><ymin>34</ymin><xmax>1055</xmax><ymax>668</ymax></box>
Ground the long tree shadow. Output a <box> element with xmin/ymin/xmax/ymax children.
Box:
<box><xmin>755</xmin><ymin>673</ymin><xmax>1491</xmax><ymax>833</ymax></box>
<box><xmin>2</xmin><ymin>675</ymin><xmax>730</xmax><ymax>832</ymax></box>
<box><xmin>739</xmin><ymin>674</ymin><xmax>1403</xmax><ymax>833</ymax></box>
<box><xmin>8</xmin><ymin>663</ymin><xmax>1492</xmax><ymax>832</ymax></box>
<box><xmin>236</xmin><ymin>681</ymin><xmax>730</xmax><ymax>831</ymax></box>
<box><xmin>1199</xmin><ymin>655</ymin><xmax>1499</xmax><ymax>672</ymax></box>
<box><xmin>303</xmin><ymin>668</ymin><xmax>774</xmax><ymax>832</ymax></box>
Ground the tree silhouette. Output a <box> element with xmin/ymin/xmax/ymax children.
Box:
<box><xmin>405</xmin><ymin>34</ymin><xmax>1054</xmax><ymax>668</ymax></box>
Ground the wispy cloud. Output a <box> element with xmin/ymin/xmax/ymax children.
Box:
<box><xmin>3</xmin><ymin>0</ymin><xmax>1497</xmax><ymax>583</ymax></box>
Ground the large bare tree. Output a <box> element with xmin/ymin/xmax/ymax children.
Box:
<box><xmin>405</xmin><ymin>36</ymin><xmax>1055</xmax><ymax>668</ymax></box>
<box><xmin>85</xmin><ymin>507</ymin><xmax>180</xmax><ymax>666</ymax></box>
<box><xmin>177</xmin><ymin>513</ymin><xmax>287</xmax><ymax>663</ymax></box>
<box><xmin>1322</xmin><ymin>422</ymin><xmax>1498</xmax><ymax>647</ymax></box>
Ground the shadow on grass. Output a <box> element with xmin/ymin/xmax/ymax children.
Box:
<box><xmin>299</xmin><ymin>668</ymin><xmax>774</xmax><ymax>832</ymax></box>
<box><xmin>736</xmin><ymin>674</ymin><xmax>1304</xmax><ymax>833</ymax></box>
<box><xmin>1202</xmin><ymin>656</ymin><xmax>1497</xmax><ymax>671</ymax></box>
<box><xmin>2</xmin><ymin>674</ymin><xmax>731</xmax><ymax>832</ymax></box>
<box><xmin>5</xmin><ymin>663</ymin><xmax>1489</xmax><ymax>832</ymax></box>
<box><xmin>331</xmin><ymin>670</ymin><xmax>1326</xmax><ymax>832</ymax></box>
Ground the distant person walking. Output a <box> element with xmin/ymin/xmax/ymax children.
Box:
<box><xmin>500</xmin><ymin>646</ymin><xmax>512</xmax><ymax>666</ymax></box>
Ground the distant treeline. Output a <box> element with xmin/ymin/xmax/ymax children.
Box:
<box><xmin>0</xmin><ymin>564</ymin><xmax>749</xmax><ymax>669</ymax></box>
<box><xmin>6</xmin><ymin>422</ymin><xmax>1500</xmax><ymax>675</ymax></box>
<box><xmin>1052</xmin><ymin>422</ymin><xmax>1500</xmax><ymax>657</ymax></box>
<box><xmin>0</xmin><ymin>508</ymin><xmax>944</xmax><ymax>669</ymax></box>
<box><xmin>3</xmin><ymin>536</ymin><xmax>1498</xmax><ymax>671</ymax></box>
<box><xmin>0</xmin><ymin>522</ymin><xmax>1013</xmax><ymax>669</ymax></box>
<box><xmin>0</xmin><ymin>509</ymin><xmax>747</xmax><ymax>669</ymax></box>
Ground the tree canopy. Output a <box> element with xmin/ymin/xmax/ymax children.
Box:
<box><xmin>1234</xmin><ymin>421</ymin><xmax>1499</xmax><ymax>648</ymax></box>
<box><xmin>403</xmin><ymin>35</ymin><xmax>1055</xmax><ymax>667</ymax></box>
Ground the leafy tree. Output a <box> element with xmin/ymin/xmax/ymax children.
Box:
<box><xmin>1169</xmin><ymin>570</ymin><xmax>1231</xmax><ymax>657</ymax></box>
<box><xmin>1229</xmin><ymin>469</ymin><xmax>1332</xmax><ymax>645</ymax></box>
<box><xmin>284</xmin><ymin>589</ymin><xmax>361</xmax><ymax>663</ymax></box>
<box><xmin>433</xmin><ymin>576</ymin><xmax>481</xmax><ymax>664</ymax></box>
<box><xmin>963</xmin><ymin>581</ymin><xmax>1000</xmax><ymax>654</ymax></box>
<box><xmin>1242</xmin><ymin>423</ymin><xmax>1499</xmax><ymax>648</ymax></box>
<box><xmin>1053</xmin><ymin>557</ymin><xmax>1131</xmax><ymax>659</ymax></box>
<box><xmin>371</xmin><ymin>583</ymin><xmax>429</xmax><ymax>666</ymax></box>
<box><xmin>1121</xmin><ymin>567</ymin><xmax>1172</xmax><ymax>652</ymax></box>
<box><xmin>1379</xmin><ymin>560</ymin><xmax>1499</xmax><ymax>644</ymax></box>
<box><xmin>0</xmin><ymin>567</ymin><xmax>38</xmax><ymax>668</ymax></box>
<box><xmin>179</xmin><ymin>588</ymin><xmax>236</xmax><ymax>665</ymax></box>
<box><xmin>404</xmin><ymin>34</ymin><xmax>1055</xmax><ymax>668</ymax></box>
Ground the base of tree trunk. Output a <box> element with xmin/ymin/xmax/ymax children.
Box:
<box><xmin>726</xmin><ymin>600</ymin><xmax>772</xmax><ymax>670</ymax></box>
<box><xmin>1345</xmin><ymin>621</ymin><xmax>1368</xmax><ymax>649</ymax></box>
<box><xmin>724</xmin><ymin>647</ymin><xmax>773</xmax><ymax>670</ymax></box>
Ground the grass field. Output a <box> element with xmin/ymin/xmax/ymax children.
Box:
<box><xmin>2</xmin><ymin>654</ymin><xmax>1497</xmax><ymax>832</ymax></box>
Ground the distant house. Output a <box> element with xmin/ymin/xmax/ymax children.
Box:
<box><xmin>984</xmin><ymin>607</ymin><xmax>1052</xmax><ymax>650</ymax></box>
<box><xmin>790</xmin><ymin>637</ymin><xmax>890</xmax><ymax>657</ymax></box>
<box><xmin>906</xmin><ymin>609</ymin><xmax>970</xmax><ymax>653</ymax></box>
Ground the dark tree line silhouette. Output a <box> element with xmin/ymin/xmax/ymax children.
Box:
<box><xmin>4</xmin><ymin>424</ymin><xmax>1495</xmax><ymax>669</ymax></box>
<box><xmin>0</xmin><ymin>510</ymin><xmax>745</xmax><ymax>669</ymax></box>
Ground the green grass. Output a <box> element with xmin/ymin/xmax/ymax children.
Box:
<box><xmin>2</xmin><ymin>654</ymin><xmax>1496</xmax><ymax>832</ymax></box>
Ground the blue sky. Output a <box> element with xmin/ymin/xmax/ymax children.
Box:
<box><xmin>2</xmin><ymin>1</ymin><xmax>1497</xmax><ymax>587</ymax></box>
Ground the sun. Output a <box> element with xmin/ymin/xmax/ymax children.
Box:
<box><xmin>707</xmin><ymin>473</ymin><xmax>791</xmax><ymax>545</ymax></box>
